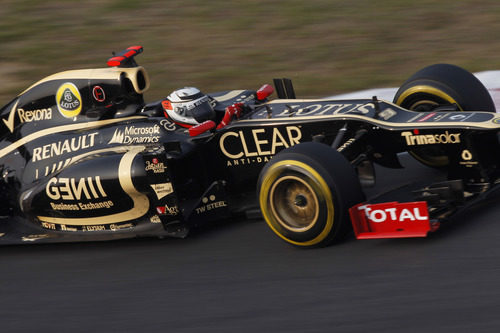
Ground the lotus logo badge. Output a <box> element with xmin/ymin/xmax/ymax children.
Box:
<box><xmin>56</xmin><ymin>82</ymin><xmax>82</xmax><ymax>118</ymax></box>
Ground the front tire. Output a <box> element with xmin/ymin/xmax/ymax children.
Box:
<box><xmin>257</xmin><ymin>142</ymin><xmax>364</xmax><ymax>248</ymax></box>
<box><xmin>393</xmin><ymin>64</ymin><xmax>495</xmax><ymax>167</ymax></box>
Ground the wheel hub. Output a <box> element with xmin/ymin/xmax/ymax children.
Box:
<box><xmin>294</xmin><ymin>194</ymin><xmax>308</xmax><ymax>207</ymax></box>
<box><xmin>269</xmin><ymin>175</ymin><xmax>319</xmax><ymax>232</ymax></box>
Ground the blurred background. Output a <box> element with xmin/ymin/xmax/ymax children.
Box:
<box><xmin>1</xmin><ymin>0</ymin><xmax>500</xmax><ymax>104</ymax></box>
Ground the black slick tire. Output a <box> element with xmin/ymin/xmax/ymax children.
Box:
<box><xmin>257</xmin><ymin>142</ymin><xmax>364</xmax><ymax>248</ymax></box>
<box><xmin>393</xmin><ymin>64</ymin><xmax>495</xmax><ymax>167</ymax></box>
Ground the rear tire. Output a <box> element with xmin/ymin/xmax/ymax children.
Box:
<box><xmin>393</xmin><ymin>64</ymin><xmax>495</xmax><ymax>167</ymax></box>
<box><xmin>257</xmin><ymin>142</ymin><xmax>364</xmax><ymax>248</ymax></box>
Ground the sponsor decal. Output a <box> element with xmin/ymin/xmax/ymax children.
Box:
<box><xmin>279</xmin><ymin>103</ymin><xmax>374</xmax><ymax>117</ymax></box>
<box><xmin>60</xmin><ymin>225</ymin><xmax>78</xmax><ymax>231</ymax></box>
<box><xmin>92</xmin><ymin>86</ymin><xmax>106</xmax><ymax>102</ymax></box>
<box><xmin>108</xmin><ymin>125</ymin><xmax>160</xmax><ymax>144</ymax></box>
<box><xmin>226</xmin><ymin>156</ymin><xmax>272</xmax><ymax>167</ymax></box>
<box><xmin>50</xmin><ymin>202</ymin><xmax>80</xmax><ymax>210</ymax></box>
<box><xmin>156</xmin><ymin>204</ymin><xmax>179</xmax><ymax>216</ymax></box>
<box><xmin>145</xmin><ymin>158</ymin><xmax>166</xmax><ymax>173</ymax></box>
<box><xmin>51</xmin><ymin>223</ymin><xmax>132</xmax><ymax>232</ymax></box>
<box><xmin>407</xmin><ymin>112</ymin><xmax>449</xmax><ymax>123</ymax></box>
<box><xmin>37</xmin><ymin>147</ymin><xmax>150</xmax><ymax>225</ymax></box>
<box><xmin>46</xmin><ymin>176</ymin><xmax>115</xmax><ymax>211</ymax></box>
<box><xmin>349</xmin><ymin>201</ymin><xmax>432</xmax><ymax>238</ymax></box>
<box><xmin>18</xmin><ymin>107</ymin><xmax>52</xmax><ymax>123</ymax></box>
<box><xmin>56</xmin><ymin>82</ymin><xmax>82</xmax><ymax>118</ymax></box>
<box><xmin>220</xmin><ymin>126</ymin><xmax>302</xmax><ymax>162</ymax></box>
<box><xmin>410</xmin><ymin>112</ymin><xmax>474</xmax><ymax>123</ymax></box>
<box><xmin>254</xmin><ymin>103</ymin><xmax>375</xmax><ymax>118</ymax></box>
<box><xmin>48</xmin><ymin>201</ymin><xmax>116</xmax><ymax>211</ymax></box>
<box><xmin>437</xmin><ymin>113</ymin><xmax>475</xmax><ymax>122</ymax></box>
<box><xmin>433</xmin><ymin>113</ymin><xmax>449</xmax><ymax>121</ymax></box>
<box><xmin>83</xmin><ymin>225</ymin><xmax>106</xmax><ymax>231</ymax></box>
<box><xmin>150</xmin><ymin>183</ymin><xmax>173</xmax><ymax>200</ymax></box>
<box><xmin>150</xmin><ymin>214</ymin><xmax>162</xmax><ymax>223</ymax></box>
<box><xmin>413</xmin><ymin>112</ymin><xmax>451</xmax><ymax>122</ymax></box>
<box><xmin>417</xmin><ymin>112</ymin><xmax>437</xmax><ymax>122</ymax></box>
<box><xmin>492</xmin><ymin>118</ymin><xmax>500</xmax><ymax>124</ymax></box>
<box><xmin>203</xmin><ymin>195</ymin><xmax>215</xmax><ymax>203</ymax></box>
<box><xmin>378</xmin><ymin>109</ymin><xmax>397</xmax><ymax>120</ymax></box>
<box><xmin>449</xmin><ymin>114</ymin><xmax>468</xmax><ymax>121</ymax></box>
<box><xmin>196</xmin><ymin>195</ymin><xmax>227</xmax><ymax>214</ymax></box>
<box><xmin>174</xmin><ymin>95</ymin><xmax>210</xmax><ymax>114</ymax></box>
<box><xmin>462</xmin><ymin>149</ymin><xmax>472</xmax><ymax>161</ymax></box>
<box><xmin>0</xmin><ymin>101</ymin><xmax>51</xmax><ymax>132</ymax></box>
<box><xmin>401</xmin><ymin>130</ymin><xmax>461</xmax><ymax>146</ymax></box>
<box><xmin>165</xmin><ymin>204</ymin><xmax>179</xmax><ymax>215</ymax></box>
<box><xmin>337</xmin><ymin>138</ymin><xmax>356</xmax><ymax>152</ymax></box>
<box><xmin>358</xmin><ymin>204</ymin><xmax>427</xmax><ymax>223</ymax></box>
<box><xmin>32</xmin><ymin>132</ymin><xmax>98</xmax><ymax>162</ymax></box>
<box><xmin>160</xmin><ymin>119</ymin><xmax>177</xmax><ymax>131</ymax></box>
<box><xmin>109</xmin><ymin>223</ymin><xmax>133</xmax><ymax>231</ymax></box>
<box><xmin>46</xmin><ymin>176</ymin><xmax>107</xmax><ymax>201</ymax></box>
<box><xmin>0</xmin><ymin>116</ymin><xmax>145</xmax><ymax>161</ymax></box>
<box><xmin>41</xmin><ymin>222</ymin><xmax>56</xmax><ymax>230</ymax></box>
<box><xmin>460</xmin><ymin>149</ymin><xmax>478</xmax><ymax>167</ymax></box>
<box><xmin>406</xmin><ymin>113</ymin><xmax>425</xmax><ymax>123</ymax></box>
<box><xmin>432</xmin><ymin>113</ymin><xmax>450</xmax><ymax>121</ymax></box>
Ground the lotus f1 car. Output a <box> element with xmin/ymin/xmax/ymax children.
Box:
<box><xmin>1</xmin><ymin>46</ymin><xmax>499</xmax><ymax>246</ymax></box>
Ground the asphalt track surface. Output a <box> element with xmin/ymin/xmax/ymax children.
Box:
<box><xmin>2</xmin><ymin>154</ymin><xmax>500</xmax><ymax>332</ymax></box>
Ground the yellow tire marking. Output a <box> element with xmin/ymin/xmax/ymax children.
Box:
<box><xmin>395</xmin><ymin>85</ymin><xmax>462</xmax><ymax>110</ymax></box>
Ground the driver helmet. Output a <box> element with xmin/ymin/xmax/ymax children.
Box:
<box><xmin>163</xmin><ymin>87</ymin><xmax>215</xmax><ymax>127</ymax></box>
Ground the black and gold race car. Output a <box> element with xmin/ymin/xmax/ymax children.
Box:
<box><xmin>1</xmin><ymin>46</ymin><xmax>498</xmax><ymax>246</ymax></box>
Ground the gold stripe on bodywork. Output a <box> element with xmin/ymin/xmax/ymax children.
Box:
<box><xmin>238</xmin><ymin>100</ymin><xmax>500</xmax><ymax>130</ymax></box>
<box><xmin>37</xmin><ymin>146</ymin><xmax>150</xmax><ymax>225</ymax></box>
<box><xmin>0</xmin><ymin>115</ymin><xmax>146</xmax><ymax>160</ymax></box>
<box><xmin>20</xmin><ymin>66</ymin><xmax>150</xmax><ymax>95</ymax></box>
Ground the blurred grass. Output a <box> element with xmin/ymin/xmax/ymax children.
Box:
<box><xmin>1</xmin><ymin>0</ymin><xmax>500</xmax><ymax>104</ymax></box>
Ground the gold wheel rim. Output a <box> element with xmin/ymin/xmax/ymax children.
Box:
<box><xmin>269</xmin><ymin>175</ymin><xmax>319</xmax><ymax>232</ymax></box>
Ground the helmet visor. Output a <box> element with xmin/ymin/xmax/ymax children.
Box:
<box><xmin>186</xmin><ymin>99</ymin><xmax>215</xmax><ymax>123</ymax></box>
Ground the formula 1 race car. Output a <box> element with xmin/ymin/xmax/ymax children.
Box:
<box><xmin>1</xmin><ymin>46</ymin><xmax>499</xmax><ymax>246</ymax></box>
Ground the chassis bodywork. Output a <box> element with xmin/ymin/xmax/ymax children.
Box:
<box><xmin>1</xmin><ymin>47</ymin><xmax>499</xmax><ymax>244</ymax></box>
